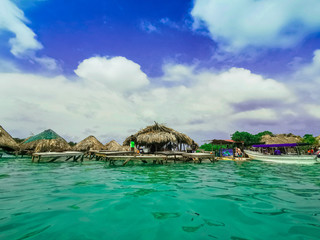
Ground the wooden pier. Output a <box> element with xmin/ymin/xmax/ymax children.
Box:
<box><xmin>93</xmin><ymin>151</ymin><xmax>216</xmax><ymax>166</ymax></box>
<box><xmin>30</xmin><ymin>150</ymin><xmax>219</xmax><ymax>165</ymax></box>
<box><xmin>32</xmin><ymin>151</ymin><xmax>84</xmax><ymax>163</ymax></box>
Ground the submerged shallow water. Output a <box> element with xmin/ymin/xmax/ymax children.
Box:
<box><xmin>0</xmin><ymin>157</ymin><xmax>320</xmax><ymax>240</ymax></box>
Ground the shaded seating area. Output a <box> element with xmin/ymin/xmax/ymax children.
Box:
<box><xmin>0</xmin><ymin>125</ymin><xmax>19</xmax><ymax>155</ymax></box>
<box><xmin>74</xmin><ymin>135</ymin><xmax>104</xmax><ymax>152</ymax></box>
<box><xmin>123</xmin><ymin>122</ymin><xmax>198</xmax><ymax>153</ymax></box>
<box><xmin>20</xmin><ymin>129</ymin><xmax>71</xmax><ymax>155</ymax></box>
<box><xmin>208</xmin><ymin>139</ymin><xmax>244</xmax><ymax>157</ymax></box>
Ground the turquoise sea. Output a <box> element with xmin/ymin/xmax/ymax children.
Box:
<box><xmin>0</xmin><ymin>156</ymin><xmax>320</xmax><ymax>240</ymax></box>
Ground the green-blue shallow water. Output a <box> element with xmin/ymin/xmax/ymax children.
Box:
<box><xmin>1</xmin><ymin>157</ymin><xmax>320</xmax><ymax>240</ymax></box>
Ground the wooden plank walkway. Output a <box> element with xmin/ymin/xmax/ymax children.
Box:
<box><xmin>32</xmin><ymin>151</ymin><xmax>84</xmax><ymax>163</ymax></box>
<box><xmin>94</xmin><ymin>151</ymin><xmax>217</xmax><ymax>166</ymax></box>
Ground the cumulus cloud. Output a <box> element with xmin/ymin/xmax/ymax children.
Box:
<box><xmin>4</xmin><ymin>51</ymin><xmax>320</xmax><ymax>142</ymax></box>
<box><xmin>191</xmin><ymin>0</ymin><xmax>320</xmax><ymax>51</ymax></box>
<box><xmin>294</xmin><ymin>49</ymin><xmax>320</xmax><ymax>84</ymax></box>
<box><xmin>290</xmin><ymin>49</ymin><xmax>320</xmax><ymax>119</ymax></box>
<box><xmin>74</xmin><ymin>56</ymin><xmax>149</xmax><ymax>92</ymax></box>
<box><xmin>161</xmin><ymin>63</ymin><xmax>195</xmax><ymax>82</ymax></box>
<box><xmin>3</xmin><ymin>56</ymin><xmax>316</xmax><ymax>143</ymax></box>
<box><xmin>0</xmin><ymin>0</ymin><xmax>42</xmax><ymax>57</ymax></box>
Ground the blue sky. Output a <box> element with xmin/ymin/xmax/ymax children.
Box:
<box><xmin>1</xmin><ymin>0</ymin><xmax>320</xmax><ymax>143</ymax></box>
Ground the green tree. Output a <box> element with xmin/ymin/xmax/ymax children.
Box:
<box><xmin>256</xmin><ymin>131</ymin><xmax>273</xmax><ymax>138</ymax></box>
<box><xmin>199</xmin><ymin>143</ymin><xmax>228</xmax><ymax>151</ymax></box>
<box><xmin>68</xmin><ymin>141</ymin><xmax>77</xmax><ymax>147</ymax></box>
<box><xmin>231</xmin><ymin>131</ymin><xmax>260</xmax><ymax>145</ymax></box>
<box><xmin>301</xmin><ymin>134</ymin><xmax>317</xmax><ymax>145</ymax></box>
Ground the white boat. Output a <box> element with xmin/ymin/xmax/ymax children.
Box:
<box><xmin>244</xmin><ymin>150</ymin><xmax>318</xmax><ymax>164</ymax></box>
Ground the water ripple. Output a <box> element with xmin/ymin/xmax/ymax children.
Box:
<box><xmin>0</xmin><ymin>158</ymin><xmax>319</xmax><ymax>239</ymax></box>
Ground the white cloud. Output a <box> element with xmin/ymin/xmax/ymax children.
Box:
<box><xmin>0</xmin><ymin>0</ymin><xmax>60</xmax><ymax>71</ymax></box>
<box><xmin>33</xmin><ymin>56</ymin><xmax>60</xmax><ymax>71</ymax></box>
<box><xmin>0</xmin><ymin>0</ymin><xmax>42</xmax><ymax>57</ymax></box>
<box><xmin>160</xmin><ymin>18</ymin><xmax>180</xmax><ymax>29</ymax></box>
<box><xmin>140</xmin><ymin>20</ymin><xmax>158</xmax><ymax>33</ymax></box>
<box><xmin>233</xmin><ymin>109</ymin><xmax>277</xmax><ymax>121</ymax></box>
<box><xmin>294</xmin><ymin>49</ymin><xmax>320</xmax><ymax>84</ymax></box>
<box><xmin>0</xmin><ymin>56</ymin><xmax>306</xmax><ymax>143</ymax></box>
<box><xmin>304</xmin><ymin>104</ymin><xmax>320</xmax><ymax>119</ymax></box>
<box><xmin>74</xmin><ymin>56</ymin><xmax>149</xmax><ymax>92</ymax></box>
<box><xmin>290</xmin><ymin>49</ymin><xmax>320</xmax><ymax>117</ymax></box>
<box><xmin>191</xmin><ymin>0</ymin><xmax>320</xmax><ymax>51</ymax></box>
<box><xmin>0</xmin><ymin>59</ymin><xmax>19</xmax><ymax>72</ymax></box>
<box><xmin>161</xmin><ymin>63</ymin><xmax>195</xmax><ymax>82</ymax></box>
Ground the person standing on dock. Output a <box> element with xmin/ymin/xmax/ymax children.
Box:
<box><xmin>130</xmin><ymin>140</ymin><xmax>135</xmax><ymax>152</ymax></box>
<box><xmin>191</xmin><ymin>140</ymin><xmax>197</xmax><ymax>153</ymax></box>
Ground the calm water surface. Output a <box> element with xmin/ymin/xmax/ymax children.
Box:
<box><xmin>0</xmin><ymin>156</ymin><xmax>320</xmax><ymax>240</ymax></box>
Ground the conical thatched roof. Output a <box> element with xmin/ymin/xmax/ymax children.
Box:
<box><xmin>0</xmin><ymin>126</ymin><xmax>19</xmax><ymax>151</ymax></box>
<box><xmin>74</xmin><ymin>135</ymin><xmax>104</xmax><ymax>151</ymax></box>
<box><xmin>261</xmin><ymin>134</ymin><xmax>302</xmax><ymax>144</ymax></box>
<box><xmin>21</xmin><ymin>129</ymin><xmax>71</xmax><ymax>153</ymax></box>
<box><xmin>123</xmin><ymin>122</ymin><xmax>195</xmax><ymax>147</ymax></box>
<box><xmin>104</xmin><ymin>140</ymin><xmax>123</xmax><ymax>151</ymax></box>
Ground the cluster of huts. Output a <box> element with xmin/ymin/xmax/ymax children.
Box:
<box><xmin>1</xmin><ymin>122</ymin><xmax>319</xmax><ymax>160</ymax></box>
<box><xmin>0</xmin><ymin>122</ymin><xmax>198</xmax><ymax>156</ymax></box>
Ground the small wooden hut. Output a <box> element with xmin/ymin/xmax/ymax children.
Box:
<box><xmin>261</xmin><ymin>134</ymin><xmax>302</xmax><ymax>144</ymax></box>
<box><xmin>123</xmin><ymin>122</ymin><xmax>198</xmax><ymax>152</ymax></box>
<box><xmin>0</xmin><ymin>125</ymin><xmax>19</xmax><ymax>152</ymax></box>
<box><xmin>20</xmin><ymin>129</ymin><xmax>71</xmax><ymax>154</ymax></box>
<box><xmin>104</xmin><ymin>140</ymin><xmax>123</xmax><ymax>151</ymax></box>
<box><xmin>74</xmin><ymin>136</ymin><xmax>104</xmax><ymax>151</ymax></box>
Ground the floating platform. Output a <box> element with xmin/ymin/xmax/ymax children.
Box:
<box><xmin>32</xmin><ymin>151</ymin><xmax>84</xmax><ymax>163</ymax></box>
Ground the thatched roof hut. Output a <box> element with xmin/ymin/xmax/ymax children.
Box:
<box><xmin>21</xmin><ymin>129</ymin><xmax>71</xmax><ymax>153</ymax></box>
<box><xmin>123</xmin><ymin>122</ymin><xmax>197</xmax><ymax>151</ymax></box>
<box><xmin>104</xmin><ymin>140</ymin><xmax>123</xmax><ymax>151</ymax></box>
<box><xmin>261</xmin><ymin>134</ymin><xmax>302</xmax><ymax>144</ymax></box>
<box><xmin>0</xmin><ymin>125</ymin><xmax>19</xmax><ymax>151</ymax></box>
<box><xmin>74</xmin><ymin>136</ymin><xmax>104</xmax><ymax>151</ymax></box>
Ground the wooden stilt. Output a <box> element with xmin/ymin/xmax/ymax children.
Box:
<box><xmin>49</xmin><ymin>157</ymin><xmax>60</xmax><ymax>162</ymax></box>
<box><xmin>122</xmin><ymin>158</ymin><xmax>132</xmax><ymax>166</ymax></box>
<box><xmin>65</xmin><ymin>156</ymin><xmax>73</xmax><ymax>161</ymax></box>
<box><xmin>74</xmin><ymin>155</ymin><xmax>81</xmax><ymax>162</ymax></box>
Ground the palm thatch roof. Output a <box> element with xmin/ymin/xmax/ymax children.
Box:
<box><xmin>0</xmin><ymin>126</ymin><xmax>19</xmax><ymax>151</ymax></box>
<box><xmin>104</xmin><ymin>140</ymin><xmax>123</xmax><ymax>151</ymax></box>
<box><xmin>21</xmin><ymin>129</ymin><xmax>71</xmax><ymax>153</ymax></box>
<box><xmin>123</xmin><ymin>122</ymin><xmax>196</xmax><ymax>147</ymax></box>
<box><xmin>74</xmin><ymin>135</ymin><xmax>104</xmax><ymax>151</ymax></box>
<box><xmin>261</xmin><ymin>134</ymin><xmax>302</xmax><ymax>144</ymax></box>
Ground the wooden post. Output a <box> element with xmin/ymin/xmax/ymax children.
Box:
<box><xmin>123</xmin><ymin>157</ymin><xmax>132</xmax><ymax>166</ymax></box>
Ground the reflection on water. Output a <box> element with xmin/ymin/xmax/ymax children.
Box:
<box><xmin>0</xmin><ymin>158</ymin><xmax>320</xmax><ymax>239</ymax></box>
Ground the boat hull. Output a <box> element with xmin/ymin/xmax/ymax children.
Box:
<box><xmin>244</xmin><ymin>150</ymin><xmax>319</xmax><ymax>164</ymax></box>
